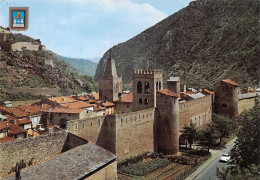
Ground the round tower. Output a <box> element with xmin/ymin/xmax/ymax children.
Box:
<box><xmin>156</xmin><ymin>89</ymin><xmax>179</xmax><ymax>155</ymax></box>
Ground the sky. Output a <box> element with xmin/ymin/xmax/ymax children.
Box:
<box><xmin>0</xmin><ymin>0</ymin><xmax>193</xmax><ymax>60</ymax></box>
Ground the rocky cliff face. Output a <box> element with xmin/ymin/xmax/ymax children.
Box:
<box><xmin>95</xmin><ymin>0</ymin><xmax>259</xmax><ymax>88</ymax></box>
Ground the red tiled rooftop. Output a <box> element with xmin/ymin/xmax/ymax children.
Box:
<box><xmin>60</xmin><ymin>101</ymin><xmax>94</xmax><ymax>109</ymax></box>
<box><xmin>158</xmin><ymin>89</ymin><xmax>179</xmax><ymax>98</ymax></box>
<box><xmin>89</xmin><ymin>99</ymin><xmax>96</xmax><ymax>103</ymax></box>
<box><xmin>0</xmin><ymin>121</ymin><xmax>9</xmax><ymax>130</ymax></box>
<box><xmin>9</xmin><ymin>124</ymin><xmax>26</xmax><ymax>135</ymax></box>
<box><xmin>92</xmin><ymin>93</ymin><xmax>99</xmax><ymax>100</ymax></box>
<box><xmin>17</xmin><ymin>118</ymin><xmax>32</xmax><ymax>125</ymax></box>
<box><xmin>102</xmin><ymin>101</ymin><xmax>115</xmax><ymax>107</ymax></box>
<box><xmin>48</xmin><ymin>108</ymin><xmax>84</xmax><ymax>114</ymax></box>
<box><xmin>78</xmin><ymin>96</ymin><xmax>89</xmax><ymax>101</ymax></box>
<box><xmin>18</xmin><ymin>103</ymin><xmax>52</xmax><ymax>115</ymax></box>
<box><xmin>48</xmin><ymin>96</ymin><xmax>77</xmax><ymax>104</ymax></box>
<box><xmin>203</xmin><ymin>89</ymin><xmax>214</xmax><ymax>95</ymax></box>
<box><xmin>114</xmin><ymin>93</ymin><xmax>133</xmax><ymax>103</ymax></box>
<box><xmin>0</xmin><ymin>136</ymin><xmax>15</xmax><ymax>143</ymax></box>
<box><xmin>1</xmin><ymin>107</ymin><xmax>28</xmax><ymax>118</ymax></box>
<box><xmin>222</xmin><ymin>79</ymin><xmax>239</xmax><ymax>86</ymax></box>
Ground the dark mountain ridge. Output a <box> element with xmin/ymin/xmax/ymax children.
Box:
<box><xmin>95</xmin><ymin>0</ymin><xmax>259</xmax><ymax>89</ymax></box>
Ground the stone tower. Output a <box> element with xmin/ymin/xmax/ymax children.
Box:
<box><xmin>133</xmin><ymin>69</ymin><xmax>163</xmax><ymax>111</ymax></box>
<box><xmin>99</xmin><ymin>55</ymin><xmax>122</xmax><ymax>102</ymax></box>
<box><xmin>167</xmin><ymin>77</ymin><xmax>180</xmax><ymax>97</ymax></box>
<box><xmin>214</xmin><ymin>79</ymin><xmax>239</xmax><ymax>120</ymax></box>
<box><xmin>155</xmin><ymin>89</ymin><xmax>179</xmax><ymax>155</ymax></box>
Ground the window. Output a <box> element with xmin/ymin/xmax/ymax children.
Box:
<box><xmin>59</xmin><ymin>113</ymin><xmax>61</xmax><ymax>116</ymax></box>
<box><xmin>222</xmin><ymin>104</ymin><xmax>227</xmax><ymax>108</ymax></box>
<box><xmin>68</xmin><ymin>113</ymin><xmax>71</xmax><ymax>116</ymax></box>
<box><xmin>139</xmin><ymin>114</ymin><xmax>141</xmax><ymax>119</ymax></box>
<box><xmin>156</xmin><ymin>81</ymin><xmax>159</xmax><ymax>90</ymax></box>
<box><xmin>74</xmin><ymin>122</ymin><xmax>78</xmax><ymax>130</ymax></box>
<box><xmin>127</xmin><ymin>103</ymin><xmax>129</xmax><ymax>108</ymax></box>
<box><xmin>144</xmin><ymin>82</ymin><xmax>150</xmax><ymax>94</ymax></box>
<box><xmin>139</xmin><ymin>98</ymin><xmax>142</xmax><ymax>105</ymax></box>
<box><xmin>121</xmin><ymin>118</ymin><xmax>123</xmax><ymax>123</ymax></box>
<box><xmin>137</xmin><ymin>81</ymin><xmax>142</xmax><ymax>94</ymax></box>
<box><xmin>159</xmin><ymin>81</ymin><xmax>162</xmax><ymax>90</ymax></box>
<box><xmin>98</xmin><ymin>119</ymin><xmax>101</xmax><ymax>126</ymax></box>
<box><xmin>144</xmin><ymin>99</ymin><xmax>148</xmax><ymax>105</ymax></box>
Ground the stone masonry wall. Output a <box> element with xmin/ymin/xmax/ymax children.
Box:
<box><xmin>11</xmin><ymin>42</ymin><xmax>40</xmax><ymax>51</ymax></box>
<box><xmin>238</xmin><ymin>97</ymin><xmax>256</xmax><ymax>115</ymax></box>
<box><xmin>0</xmin><ymin>131</ymin><xmax>68</xmax><ymax>177</ymax></box>
<box><xmin>68</xmin><ymin>115</ymin><xmax>116</xmax><ymax>154</ymax></box>
<box><xmin>115</xmin><ymin>108</ymin><xmax>155</xmax><ymax>161</ymax></box>
<box><xmin>179</xmin><ymin>94</ymin><xmax>212</xmax><ymax>129</ymax></box>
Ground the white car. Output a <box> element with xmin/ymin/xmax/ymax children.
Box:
<box><xmin>220</xmin><ymin>153</ymin><xmax>231</xmax><ymax>162</ymax></box>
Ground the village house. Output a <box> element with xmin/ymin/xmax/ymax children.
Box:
<box><xmin>0</xmin><ymin>128</ymin><xmax>117</xmax><ymax>180</ymax></box>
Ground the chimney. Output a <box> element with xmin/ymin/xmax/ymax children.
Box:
<box><xmin>167</xmin><ymin>77</ymin><xmax>180</xmax><ymax>96</ymax></box>
<box><xmin>183</xmin><ymin>85</ymin><xmax>187</xmax><ymax>93</ymax></box>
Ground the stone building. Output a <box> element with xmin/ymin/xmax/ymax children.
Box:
<box><xmin>214</xmin><ymin>79</ymin><xmax>257</xmax><ymax>119</ymax></box>
<box><xmin>133</xmin><ymin>69</ymin><xmax>163</xmax><ymax>111</ymax></box>
<box><xmin>0</xmin><ymin>128</ymin><xmax>117</xmax><ymax>179</ymax></box>
<box><xmin>99</xmin><ymin>56</ymin><xmax>122</xmax><ymax>102</ymax></box>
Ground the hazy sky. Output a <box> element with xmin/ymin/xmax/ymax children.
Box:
<box><xmin>0</xmin><ymin>0</ymin><xmax>193</xmax><ymax>59</ymax></box>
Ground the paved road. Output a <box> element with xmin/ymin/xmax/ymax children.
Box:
<box><xmin>194</xmin><ymin>141</ymin><xmax>235</xmax><ymax>180</ymax></box>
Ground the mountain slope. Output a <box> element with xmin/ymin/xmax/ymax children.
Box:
<box><xmin>59</xmin><ymin>56</ymin><xmax>97</xmax><ymax>77</ymax></box>
<box><xmin>95</xmin><ymin>0</ymin><xmax>259</xmax><ymax>88</ymax></box>
<box><xmin>0</xmin><ymin>31</ymin><xmax>98</xmax><ymax>101</ymax></box>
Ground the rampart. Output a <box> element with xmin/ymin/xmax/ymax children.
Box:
<box><xmin>68</xmin><ymin>108</ymin><xmax>155</xmax><ymax>162</ymax></box>
<box><xmin>115</xmin><ymin>108</ymin><xmax>155</xmax><ymax>161</ymax></box>
<box><xmin>179</xmin><ymin>94</ymin><xmax>212</xmax><ymax>129</ymax></box>
<box><xmin>238</xmin><ymin>93</ymin><xmax>257</xmax><ymax>114</ymax></box>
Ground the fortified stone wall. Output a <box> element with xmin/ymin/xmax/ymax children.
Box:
<box><xmin>67</xmin><ymin>115</ymin><xmax>116</xmax><ymax>154</ymax></box>
<box><xmin>179</xmin><ymin>94</ymin><xmax>212</xmax><ymax>129</ymax></box>
<box><xmin>11</xmin><ymin>42</ymin><xmax>40</xmax><ymax>51</ymax></box>
<box><xmin>156</xmin><ymin>91</ymin><xmax>179</xmax><ymax>155</ymax></box>
<box><xmin>238</xmin><ymin>95</ymin><xmax>256</xmax><ymax>114</ymax></box>
<box><xmin>0</xmin><ymin>131</ymin><xmax>68</xmax><ymax>177</ymax></box>
<box><xmin>214</xmin><ymin>82</ymin><xmax>239</xmax><ymax>119</ymax></box>
<box><xmin>115</xmin><ymin>108</ymin><xmax>155</xmax><ymax>161</ymax></box>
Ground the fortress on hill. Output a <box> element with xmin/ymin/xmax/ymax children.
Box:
<box><xmin>67</xmin><ymin>56</ymin><xmax>257</xmax><ymax>162</ymax></box>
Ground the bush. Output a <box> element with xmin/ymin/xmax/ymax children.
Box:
<box><xmin>119</xmin><ymin>158</ymin><xmax>171</xmax><ymax>176</ymax></box>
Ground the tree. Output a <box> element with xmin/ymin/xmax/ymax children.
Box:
<box><xmin>212</xmin><ymin>114</ymin><xmax>234</xmax><ymax>145</ymax></box>
<box><xmin>181</xmin><ymin>121</ymin><xmax>197</xmax><ymax>150</ymax></box>
<box><xmin>198</xmin><ymin>125</ymin><xmax>218</xmax><ymax>152</ymax></box>
<box><xmin>217</xmin><ymin>106</ymin><xmax>260</xmax><ymax>179</ymax></box>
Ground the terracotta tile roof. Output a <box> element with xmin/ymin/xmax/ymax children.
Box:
<box><xmin>222</xmin><ymin>79</ymin><xmax>239</xmax><ymax>86</ymax></box>
<box><xmin>4</xmin><ymin>114</ymin><xmax>18</xmax><ymax>122</ymax></box>
<box><xmin>203</xmin><ymin>89</ymin><xmax>214</xmax><ymax>95</ymax></box>
<box><xmin>0</xmin><ymin>121</ymin><xmax>9</xmax><ymax>130</ymax></box>
<box><xmin>18</xmin><ymin>103</ymin><xmax>52</xmax><ymax>115</ymax></box>
<box><xmin>0</xmin><ymin>136</ymin><xmax>15</xmax><ymax>143</ymax></box>
<box><xmin>158</xmin><ymin>89</ymin><xmax>179</xmax><ymax>98</ymax></box>
<box><xmin>17</xmin><ymin>118</ymin><xmax>32</xmax><ymax>125</ymax></box>
<box><xmin>102</xmin><ymin>101</ymin><xmax>115</xmax><ymax>107</ymax></box>
<box><xmin>9</xmin><ymin>124</ymin><xmax>26</xmax><ymax>135</ymax></box>
<box><xmin>60</xmin><ymin>101</ymin><xmax>94</xmax><ymax>109</ymax></box>
<box><xmin>48</xmin><ymin>108</ymin><xmax>84</xmax><ymax>114</ymax></box>
<box><xmin>114</xmin><ymin>93</ymin><xmax>133</xmax><ymax>103</ymax></box>
<box><xmin>48</xmin><ymin>96</ymin><xmax>77</xmax><ymax>104</ymax></box>
<box><xmin>93</xmin><ymin>105</ymin><xmax>106</xmax><ymax>111</ymax></box>
<box><xmin>27</xmin><ymin>129</ymin><xmax>40</xmax><ymax>137</ymax></box>
<box><xmin>92</xmin><ymin>93</ymin><xmax>99</xmax><ymax>100</ymax></box>
<box><xmin>1</xmin><ymin>107</ymin><xmax>28</xmax><ymax>118</ymax></box>
<box><xmin>89</xmin><ymin>99</ymin><xmax>96</xmax><ymax>103</ymax></box>
<box><xmin>78</xmin><ymin>96</ymin><xmax>89</xmax><ymax>101</ymax></box>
